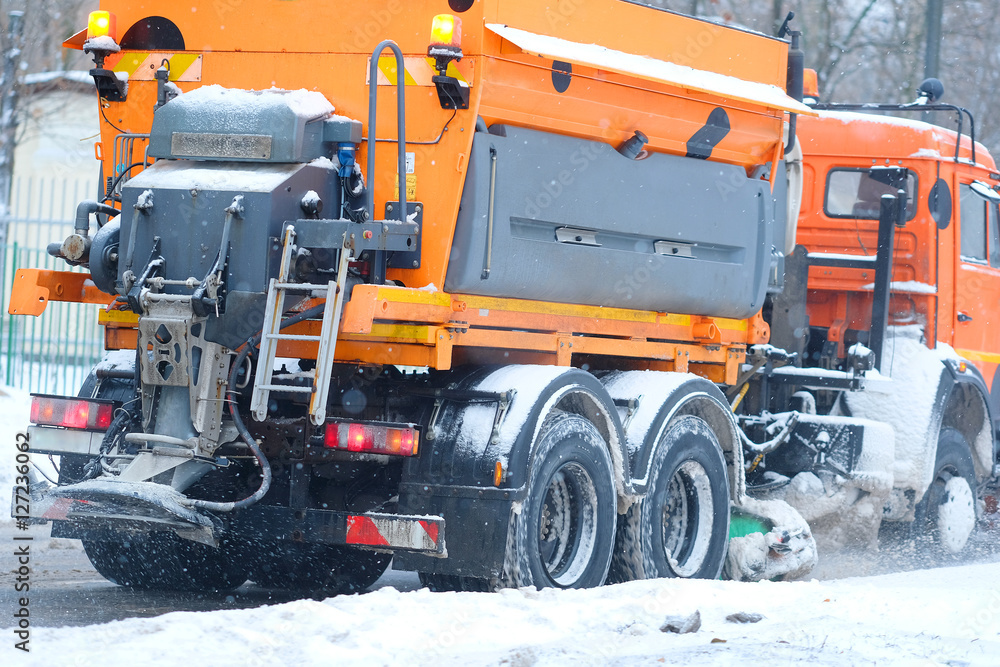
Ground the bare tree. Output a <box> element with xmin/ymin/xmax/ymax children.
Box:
<box><xmin>629</xmin><ymin>1</ymin><xmax>1000</xmax><ymax>154</ymax></box>
<box><xmin>0</xmin><ymin>0</ymin><xmax>94</xmax><ymax>258</ymax></box>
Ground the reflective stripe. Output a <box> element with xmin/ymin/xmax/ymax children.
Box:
<box><xmin>345</xmin><ymin>513</ymin><xmax>445</xmax><ymax>553</ymax></box>
<box><xmin>112</xmin><ymin>52</ymin><xmax>203</xmax><ymax>81</ymax></box>
<box><xmin>368</xmin><ymin>56</ymin><xmax>469</xmax><ymax>86</ymax></box>
<box><xmin>954</xmin><ymin>348</ymin><xmax>1000</xmax><ymax>365</ymax></box>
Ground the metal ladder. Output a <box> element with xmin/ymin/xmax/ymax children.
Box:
<box><xmin>250</xmin><ymin>225</ymin><xmax>351</xmax><ymax>425</ymax></box>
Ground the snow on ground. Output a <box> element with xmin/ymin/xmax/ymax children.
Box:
<box><xmin>17</xmin><ymin>562</ymin><xmax>1000</xmax><ymax>666</ymax></box>
<box><xmin>0</xmin><ymin>386</ymin><xmax>34</xmax><ymax>515</ymax></box>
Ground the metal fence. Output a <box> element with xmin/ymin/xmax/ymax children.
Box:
<box><xmin>0</xmin><ymin>177</ymin><xmax>105</xmax><ymax>395</ymax></box>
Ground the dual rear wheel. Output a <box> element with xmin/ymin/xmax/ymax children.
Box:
<box><xmin>428</xmin><ymin>410</ymin><xmax>731</xmax><ymax>592</ymax></box>
<box><xmin>610</xmin><ymin>415</ymin><xmax>730</xmax><ymax>583</ymax></box>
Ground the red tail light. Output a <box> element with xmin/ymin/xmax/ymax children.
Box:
<box><xmin>30</xmin><ymin>395</ymin><xmax>114</xmax><ymax>431</ymax></box>
<box><xmin>324</xmin><ymin>422</ymin><xmax>419</xmax><ymax>456</ymax></box>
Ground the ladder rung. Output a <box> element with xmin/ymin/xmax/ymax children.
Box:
<box><xmin>255</xmin><ymin>384</ymin><xmax>315</xmax><ymax>393</ymax></box>
<box><xmin>262</xmin><ymin>333</ymin><xmax>322</xmax><ymax>341</ymax></box>
<box><xmin>274</xmin><ymin>282</ymin><xmax>331</xmax><ymax>291</ymax></box>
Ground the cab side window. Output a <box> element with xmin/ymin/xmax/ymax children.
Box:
<box><xmin>959</xmin><ymin>182</ymin><xmax>1000</xmax><ymax>266</ymax></box>
<box><xmin>825</xmin><ymin>168</ymin><xmax>917</xmax><ymax>220</ymax></box>
<box><xmin>960</xmin><ymin>184</ymin><xmax>987</xmax><ymax>262</ymax></box>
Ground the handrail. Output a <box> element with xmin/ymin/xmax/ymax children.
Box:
<box><xmin>809</xmin><ymin>102</ymin><xmax>977</xmax><ymax>165</ymax></box>
<box><xmin>366</xmin><ymin>40</ymin><xmax>407</xmax><ymax>225</ymax></box>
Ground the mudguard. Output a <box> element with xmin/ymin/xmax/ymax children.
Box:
<box><xmin>941</xmin><ymin>358</ymin><xmax>998</xmax><ymax>483</ymax></box>
<box><xmin>601</xmin><ymin>371</ymin><xmax>743</xmax><ymax>500</ymax></box>
<box><xmin>846</xmin><ymin>331</ymin><xmax>996</xmax><ymax>513</ymax></box>
<box><xmin>396</xmin><ymin>365</ymin><xmax>627</xmax><ymax>578</ymax></box>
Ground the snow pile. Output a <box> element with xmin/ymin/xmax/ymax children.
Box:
<box><xmin>82</xmin><ymin>36</ymin><xmax>120</xmax><ymax>53</ymax></box>
<box><xmin>0</xmin><ymin>386</ymin><xmax>34</xmax><ymax>517</ymax></box>
<box><xmin>844</xmin><ymin>327</ymin><xmax>951</xmax><ymax>506</ymax></box>
<box><xmin>23</xmin><ymin>70</ymin><xmax>95</xmax><ymax>86</ymax></box>
<box><xmin>126</xmin><ymin>160</ymin><xmax>304</xmax><ymax>193</ymax></box>
<box><xmin>727</xmin><ymin>496</ymin><xmax>817</xmax><ymax>582</ymax></box>
<box><xmin>177</xmin><ymin>84</ymin><xmax>335</xmax><ymax>121</ymax></box>
<box><xmin>21</xmin><ymin>562</ymin><xmax>1000</xmax><ymax>665</ymax></box>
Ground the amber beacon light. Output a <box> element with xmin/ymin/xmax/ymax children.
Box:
<box><xmin>430</xmin><ymin>14</ymin><xmax>462</xmax><ymax>50</ymax></box>
<box><xmin>428</xmin><ymin>14</ymin><xmax>469</xmax><ymax>109</ymax></box>
<box><xmin>87</xmin><ymin>11</ymin><xmax>117</xmax><ymax>41</ymax></box>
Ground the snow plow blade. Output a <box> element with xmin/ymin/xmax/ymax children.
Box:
<box><xmin>26</xmin><ymin>479</ymin><xmax>218</xmax><ymax>546</ymax></box>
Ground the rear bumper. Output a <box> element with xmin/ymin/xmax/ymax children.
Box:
<box><xmin>228</xmin><ymin>506</ymin><xmax>446</xmax><ymax>555</ymax></box>
<box><xmin>28</xmin><ymin>425</ymin><xmax>103</xmax><ymax>456</ymax></box>
<box><xmin>19</xmin><ymin>479</ymin><xmax>446</xmax><ymax>556</ymax></box>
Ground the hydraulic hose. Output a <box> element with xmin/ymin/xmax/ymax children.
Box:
<box><xmin>188</xmin><ymin>302</ymin><xmax>326</xmax><ymax>513</ymax></box>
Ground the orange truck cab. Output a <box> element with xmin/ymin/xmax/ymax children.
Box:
<box><xmin>754</xmin><ymin>87</ymin><xmax>1000</xmax><ymax>551</ymax></box>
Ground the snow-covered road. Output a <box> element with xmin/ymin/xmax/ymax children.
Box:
<box><xmin>9</xmin><ymin>559</ymin><xmax>1000</xmax><ymax>666</ymax></box>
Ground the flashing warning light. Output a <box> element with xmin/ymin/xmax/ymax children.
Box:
<box><xmin>31</xmin><ymin>395</ymin><xmax>114</xmax><ymax>431</ymax></box>
<box><xmin>430</xmin><ymin>14</ymin><xmax>462</xmax><ymax>49</ymax></box>
<box><xmin>87</xmin><ymin>11</ymin><xmax>117</xmax><ymax>41</ymax></box>
<box><xmin>324</xmin><ymin>422</ymin><xmax>419</xmax><ymax>457</ymax></box>
<box><xmin>958</xmin><ymin>361</ymin><xmax>968</xmax><ymax>373</ymax></box>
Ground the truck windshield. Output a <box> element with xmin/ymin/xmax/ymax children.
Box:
<box><xmin>824</xmin><ymin>168</ymin><xmax>917</xmax><ymax>221</ymax></box>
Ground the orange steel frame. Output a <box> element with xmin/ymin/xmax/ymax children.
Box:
<box><xmin>795</xmin><ymin>111</ymin><xmax>1000</xmax><ymax>386</ymax></box>
<box><xmin>13</xmin><ymin>0</ymin><xmax>796</xmax><ymax>386</ymax></box>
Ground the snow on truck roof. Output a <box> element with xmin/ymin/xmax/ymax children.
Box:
<box><xmin>487</xmin><ymin>24</ymin><xmax>813</xmax><ymax>116</ymax></box>
<box><xmin>801</xmin><ymin>110</ymin><xmax>996</xmax><ymax>169</ymax></box>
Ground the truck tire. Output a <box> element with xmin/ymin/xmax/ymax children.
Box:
<box><xmin>83</xmin><ymin>536</ymin><xmax>170</xmax><ymax>589</ymax></box>
<box><xmin>251</xmin><ymin>544</ymin><xmax>390</xmax><ymax>595</ymax></box>
<box><xmin>609</xmin><ymin>415</ymin><xmax>730</xmax><ymax>582</ymax></box>
<box><xmin>83</xmin><ymin>533</ymin><xmax>248</xmax><ymax>592</ymax></box>
<box><xmin>503</xmin><ymin>412</ymin><xmax>616</xmax><ymax>589</ymax></box>
<box><xmin>418</xmin><ymin>572</ymin><xmax>495</xmax><ymax>592</ymax></box>
<box><xmin>913</xmin><ymin>427</ymin><xmax>978</xmax><ymax>555</ymax></box>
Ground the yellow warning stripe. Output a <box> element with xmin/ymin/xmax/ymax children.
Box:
<box><xmin>371</xmin><ymin>56</ymin><xmax>469</xmax><ymax>87</ymax></box>
<box><xmin>378</xmin><ymin>57</ymin><xmax>418</xmax><ymax>86</ymax></box>
<box><xmin>112</xmin><ymin>52</ymin><xmax>203</xmax><ymax>82</ymax></box>
<box><xmin>98</xmin><ymin>308</ymin><xmax>139</xmax><ymax>325</ymax></box>
<box><xmin>954</xmin><ymin>348</ymin><xmax>1000</xmax><ymax>365</ymax></box>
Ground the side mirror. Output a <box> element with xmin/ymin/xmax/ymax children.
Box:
<box><xmin>928</xmin><ymin>178</ymin><xmax>952</xmax><ymax>229</ymax></box>
<box><xmin>970</xmin><ymin>180</ymin><xmax>1000</xmax><ymax>203</ymax></box>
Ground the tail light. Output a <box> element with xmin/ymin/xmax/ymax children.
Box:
<box><xmin>31</xmin><ymin>395</ymin><xmax>114</xmax><ymax>431</ymax></box>
<box><xmin>324</xmin><ymin>422</ymin><xmax>419</xmax><ymax>457</ymax></box>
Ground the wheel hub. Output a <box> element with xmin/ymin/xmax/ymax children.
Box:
<box><xmin>936</xmin><ymin>474</ymin><xmax>976</xmax><ymax>553</ymax></box>
<box><xmin>661</xmin><ymin>460</ymin><xmax>715</xmax><ymax>577</ymax></box>
<box><xmin>538</xmin><ymin>462</ymin><xmax>598</xmax><ymax>586</ymax></box>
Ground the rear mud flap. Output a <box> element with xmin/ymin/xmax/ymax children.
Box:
<box><xmin>25</xmin><ymin>479</ymin><xmax>218</xmax><ymax>546</ymax></box>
